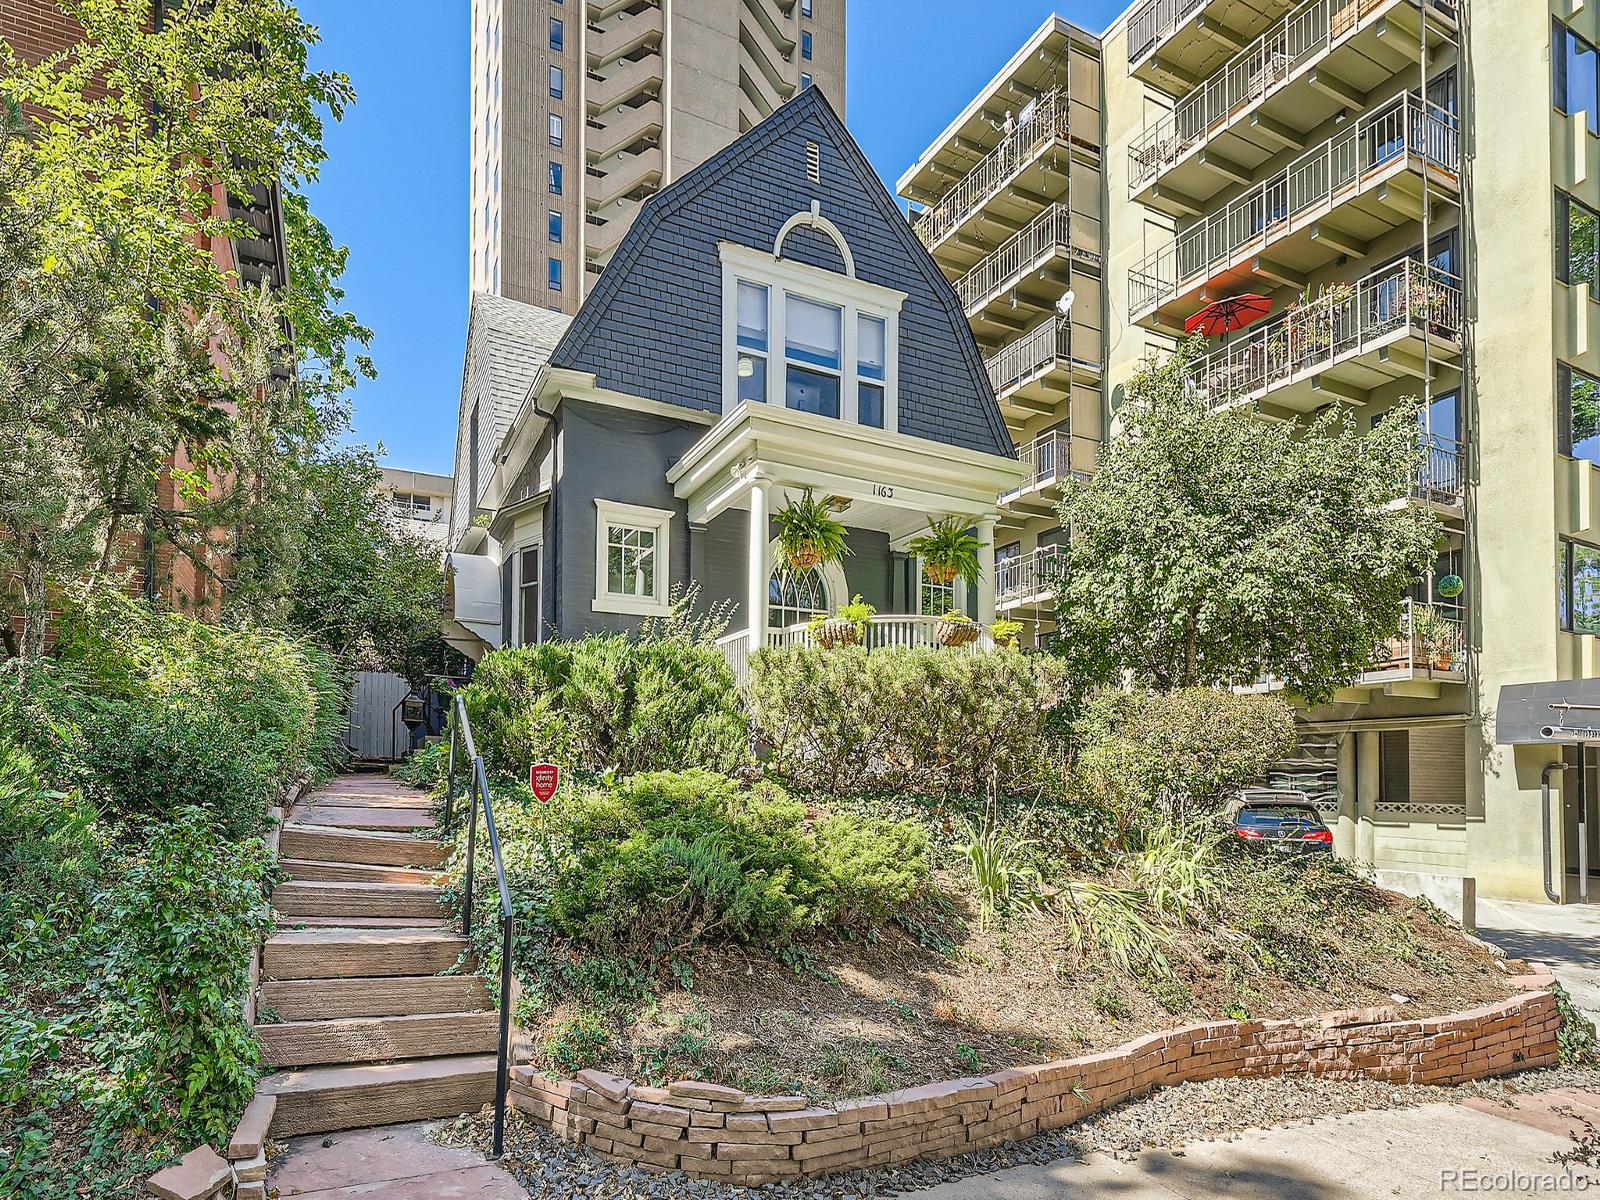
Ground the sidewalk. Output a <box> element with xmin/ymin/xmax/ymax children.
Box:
<box><xmin>915</xmin><ymin>1092</ymin><xmax>1599</xmax><ymax>1200</ymax></box>
<box><xmin>1477</xmin><ymin>896</ymin><xmax>1600</xmax><ymax>1019</ymax></box>
<box><xmin>269</xmin><ymin>1123</ymin><xmax>523</xmax><ymax>1199</ymax></box>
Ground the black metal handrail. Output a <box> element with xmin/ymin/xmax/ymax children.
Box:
<box><xmin>443</xmin><ymin>694</ymin><xmax>515</xmax><ymax>1159</ymax></box>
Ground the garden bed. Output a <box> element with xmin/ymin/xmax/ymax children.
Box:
<box><xmin>524</xmin><ymin>861</ymin><xmax>1521</xmax><ymax>1103</ymax></box>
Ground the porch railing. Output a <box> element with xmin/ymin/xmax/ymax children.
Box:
<box><xmin>1187</xmin><ymin>258</ymin><xmax>1462</xmax><ymax>410</ymax></box>
<box><xmin>1002</xmin><ymin>429</ymin><xmax>1096</xmax><ymax>502</ymax></box>
<box><xmin>954</xmin><ymin>205</ymin><xmax>1101</xmax><ymax>313</ymax></box>
<box><xmin>1415</xmin><ymin>436</ymin><xmax>1465</xmax><ymax>508</ymax></box>
<box><xmin>985</xmin><ymin>315</ymin><xmax>1100</xmax><ymax>397</ymax></box>
<box><xmin>718</xmin><ymin>615</ymin><xmax>997</xmax><ymax>683</ymax></box>
<box><xmin>997</xmin><ymin>544</ymin><xmax>1065</xmax><ymax>606</ymax></box>
<box><xmin>910</xmin><ymin>88</ymin><xmax>1071</xmax><ymax>250</ymax></box>
<box><xmin>1130</xmin><ymin>92</ymin><xmax>1459</xmax><ymax>315</ymax></box>
<box><xmin>1129</xmin><ymin>0</ymin><xmax>1458</xmax><ymax>188</ymax></box>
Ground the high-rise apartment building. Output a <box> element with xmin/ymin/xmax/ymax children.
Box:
<box><xmin>910</xmin><ymin>1</ymin><xmax>1600</xmax><ymax>907</ymax></box>
<box><xmin>470</xmin><ymin>0</ymin><xmax>846</xmax><ymax>312</ymax></box>
<box><xmin>896</xmin><ymin>18</ymin><xmax>1104</xmax><ymax>648</ymax></box>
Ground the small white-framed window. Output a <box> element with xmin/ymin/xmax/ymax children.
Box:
<box><xmin>516</xmin><ymin>544</ymin><xmax>542</xmax><ymax>645</ymax></box>
<box><xmin>594</xmin><ymin>499</ymin><xmax>672</xmax><ymax>616</ymax></box>
<box><xmin>857</xmin><ymin>314</ymin><xmax>886</xmax><ymax>429</ymax></box>
<box><xmin>549</xmin><ymin>113</ymin><xmax>563</xmax><ymax>147</ymax></box>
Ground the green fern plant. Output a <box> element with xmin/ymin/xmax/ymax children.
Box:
<box><xmin>908</xmin><ymin>517</ymin><xmax>983</xmax><ymax>587</ymax></box>
<box><xmin>772</xmin><ymin>489</ymin><xmax>850</xmax><ymax>572</ymax></box>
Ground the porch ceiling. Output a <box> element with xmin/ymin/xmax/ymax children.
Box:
<box><xmin>665</xmin><ymin>400</ymin><xmax>1025</xmax><ymax>533</ymax></box>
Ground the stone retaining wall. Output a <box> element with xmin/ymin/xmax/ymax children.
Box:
<box><xmin>508</xmin><ymin>988</ymin><xmax>1563</xmax><ymax>1186</ymax></box>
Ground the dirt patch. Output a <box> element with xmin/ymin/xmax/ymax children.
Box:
<box><xmin>527</xmin><ymin>863</ymin><xmax>1520</xmax><ymax>1103</ymax></box>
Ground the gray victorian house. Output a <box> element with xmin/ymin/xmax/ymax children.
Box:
<box><xmin>445</xmin><ymin>88</ymin><xmax>1023</xmax><ymax>668</ymax></box>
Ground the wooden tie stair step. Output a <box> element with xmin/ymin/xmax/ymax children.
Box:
<box><xmin>257</xmin><ymin>774</ymin><xmax>496</xmax><ymax>1137</ymax></box>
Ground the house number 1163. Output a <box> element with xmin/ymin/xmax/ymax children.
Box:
<box><xmin>872</xmin><ymin>484</ymin><xmax>895</xmax><ymax>499</ymax></box>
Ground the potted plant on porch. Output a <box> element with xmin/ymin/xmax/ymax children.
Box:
<box><xmin>907</xmin><ymin>517</ymin><xmax>984</xmax><ymax>588</ymax></box>
<box><xmin>1411</xmin><ymin>605</ymin><xmax>1458</xmax><ymax>671</ymax></box>
<box><xmin>808</xmin><ymin>595</ymin><xmax>875</xmax><ymax>648</ymax></box>
<box><xmin>934</xmin><ymin>610</ymin><xmax>982</xmax><ymax>647</ymax></box>
<box><xmin>990</xmin><ymin>619</ymin><xmax>1024</xmax><ymax>649</ymax></box>
<box><xmin>773</xmin><ymin>489</ymin><xmax>850</xmax><ymax>572</ymax></box>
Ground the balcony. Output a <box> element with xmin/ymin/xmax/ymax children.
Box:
<box><xmin>587</xmin><ymin>100</ymin><xmax>663</xmax><ymax>164</ymax></box>
<box><xmin>954</xmin><ymin>204</ymin><xmax>1102</xmax><ymax>331</ymax></box>
<box><xmin>1129</xmin><ymin>92</ymin><xmax>1458</xmax><ymax>327</ymax></box>
<box><xmin>997</xmin><ymin>544</ymin><xmax>1065</xmax><ymax>613</ymax></box>
<box><xmin>587</xmin><ymin>53</ymin><xmax>663</xmax><ymax>118</ymax></box>
<box><xmin>585</xmin><ymin>146</ymin><xmax>663</xmax><ymax>212</ymax></box>
<box><xmin>1187</xmin><ymin>258</ymin><xmax>1462</xmax><ymax>414</ymax></box>
<box><xmin>909</xmin><ymin>88</ymin><xmax>1079</xmax><ymax>254</ymax></box>
<box><xmin>587</xmin><ymin>5</ymin><xmax>664</xmax><ymax>70</ymax></box>
<box><xmin>998</xmin><ymin>430</ymin><xmax>1098</xmax><ymax>517</ymax></box>
<box><xmin>1238</xmin><ymin>599</ymin><xmax>1466</xmax><ymax>700</ymax></box>
<box><xmin>985</xmin><ymin>316</ymin><xmax>1102</xmax><ymax>425</ymax></box>
<box><xmin>1128</xmin><ymin>0</ymin><xmax>1458</xmax><ymax>209</ymax></box>
<box><xmin>1413</xmin><ymin>435</ymin><xmax>1464</xmax><ymax>514</ymax></box>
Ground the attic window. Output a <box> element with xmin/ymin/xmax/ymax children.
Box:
<box><xmin>805</xmin><ymin>141</ymin><xmax>821</xmax><ymax>184</ymax></box>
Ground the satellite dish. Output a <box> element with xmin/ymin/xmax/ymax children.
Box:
<box><xmin>1056</xmin><ymin>289</ymin><xmax>1076</xmax><ymax>316</ymax></box>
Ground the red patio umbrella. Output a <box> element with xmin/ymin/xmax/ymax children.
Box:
<box><xmin>1185</xmin><ymin>293</ymin><xmax>1273</xmax><ymax>338</ymax></box>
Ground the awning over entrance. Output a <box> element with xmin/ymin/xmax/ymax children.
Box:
<box><xmin>1496</xmin><ymin>679</ymin><xmax>1600</xmax><ymax>745</ymax></box>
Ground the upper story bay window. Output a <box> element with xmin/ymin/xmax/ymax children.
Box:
<box><xmin>720</xmin><ymin>231</ymin><xmax>905</xmax><ymax>432</ymax></box>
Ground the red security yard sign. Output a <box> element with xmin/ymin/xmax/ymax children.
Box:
<box><xmin>530</xmin><ymin>763</ymin><xmax>560</xmax><ymax>804</ymax></box>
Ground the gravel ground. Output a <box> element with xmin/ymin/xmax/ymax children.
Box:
<box><xmin>432</xmin><ymin>1066</ymin><xmax>1600</xmax><ymax>1200</ymax></box>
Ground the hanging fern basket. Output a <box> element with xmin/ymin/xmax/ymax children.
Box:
<box><xmin>923</xmin><ymin>561</ymin><xmax>961</xmax><ymax>586</ymax></box>
<box><xmin>786</xmin><ymin>542</ymin><xmax>824</xmax><ymax>572</ymax></box>
<box><xmin>935</xmin><ymin>617</ymin><xmax>981</xmax><ymax>647</ymax></box>
<box><xmin>813</xmin><ymin>617</ymin><xmax>862</xmax><ymax>648</ymax></box>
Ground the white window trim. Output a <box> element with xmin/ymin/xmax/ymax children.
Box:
<box><xmin>719</xmin><ymin>240</ymin><xmax>905</xmax><ymax>433</ymax></box>
<box><xmin>593</xmin><ymin>499</ymin><xmax>673</xmax><ymax>616</ymax></box>
<box><xmin>513</xmin><ymin>540</ymin><xmax>543</xmax><ymax>645</ymax></box>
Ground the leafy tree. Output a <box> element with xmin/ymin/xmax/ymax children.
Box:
<box><xmin>1052</xmin><ymin>343</ymin><xmax>1442</xmax><ymax>705</ymax></box>
<box><xmin>230</xmin><ymin>449</ymin><xmax>451</xmax><ymax>686</ymax></box>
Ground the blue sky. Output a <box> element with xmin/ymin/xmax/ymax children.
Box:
<box><xmin>306</xmin><ymin>1</ymin><xmax>1127</xmax><ymax>475</ymax></box>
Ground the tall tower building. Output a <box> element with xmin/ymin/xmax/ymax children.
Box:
<box><xmin>470</xmin><ymin>0</ymin><xmax>846</xmax><ymax>312</ymax></box>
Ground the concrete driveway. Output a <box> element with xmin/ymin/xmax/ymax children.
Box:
<box><xmin>916</xmin><ymin>1091</ymin><xmax>1600</xmax><ymax>1200</ymax></box>
<box><xmin>1477</xmin><ymin>895</ymin><xmax>1600</xmax><ymax>1019</ymax></box>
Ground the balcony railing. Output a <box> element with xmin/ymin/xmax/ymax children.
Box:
<box><xmin>1002</xmin><ymin>430</ymin><xmax>1095</xmax><ymax>503</ymax></box>
<box><xmin>1129</xmin><ymin>0</ymin><xmax>1458</xmax><ymax>190</ymax></box>
<box><xmin>1187</xmin><ymin>258</ymin><xmax>1462</xmax><ymax>410</ymax></box>
<box><xmin>997</xmin><ymin>544</ymin><xmax>1065</xmax><ymax>605</ymax></box>
<box><xmin>910</xmin><ymin>88</ymin><xmax>1071</xmax><ymax>250</ymax></box>
<box><xmin>985</xmin><ymin>315</ymin><xmax>1101</xmax><ymax>396</ymax></box>
<box><xmin>954</xmin><ymin>205</ymin><xmax>1100</xmax><ymax>313</ymax></box>
<box><xmin>1130</xmin><ymin>93</ymin><xmax>1458</xmax><ymax>316</ymax></box>
<box><xmin>1126</xmin><ymin>0</ymin><xmax>1208</xmax><ymax>66</ymax></box>
<box><xmin>1415</xmin><ymin>436</ymin><xmax>1464</xmax><ymax>508</ymax></box>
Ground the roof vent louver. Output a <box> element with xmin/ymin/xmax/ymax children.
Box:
<box><xmin>805</xmin><ymin>140</ymin><xmax>821</xmax><ymax>184</ymax></box>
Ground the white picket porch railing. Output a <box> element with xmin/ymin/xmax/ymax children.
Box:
<box><xmin>717</xmin><ymin>615</ymin><xmax>996</xmax><ymax>684</ymax></box>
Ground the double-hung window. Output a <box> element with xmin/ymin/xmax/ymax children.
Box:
<box><xmin>550</xmin><ymin>16</ymin><xmax>564</xmax><ymax>50</ymax></box>
<box><xmin>801</xmin><ymin>30</ymin><xmax>813</xmax><ymax>60</ymax></box>
<box><xmin>549</xmin><ymin>161</ymin><xmax>564</xmax><ymax>195</ymax></box>
<box><xmin>549</xmin><ymin>114</ymin><xmax>563</xmax><ymax>147</ymax></box>
<box><xmin>550</xmin><ymin>64</ymin><xmax>564</xmax><ymax>99</ymax></box>
<box><xmin>594</xmin><ymin>500</ymin><xmax>671</xmax><ymax>615</ymax></box>
<box><xmin>784</xmin><ymin>295</ymin><xmax>842</xmax><ymax>418</ymax></box>
<box><xmin>517</xmin><ymin>546</ymin><xmax>541</xmax><ymax>645</ymax></box>
<box><xmin>857</xmin><ymin>315</ymin><xmax>886</xmax><ymax>428</ymax></box>
<box><xmin>1560</xmin><ymin>191</ymin><xmax>1600</xmax><ymax>297</ymax></box>
<box><xmin>736</xmin><ymin>282</ymin><xmax>769</xmax><ymax>403</ymax></box>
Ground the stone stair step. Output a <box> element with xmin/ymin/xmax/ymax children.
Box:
<box><xmin>262</xmin><ymin>1055</ymin><xmax>499</xmax><ymax>1137</ymax></box>
<box><xmin>302</xmin><ymin>790</ymin><xmax>442</xmax><ymax>809</ymax></box>
<box><xmin>272</xmin><ymin>880</ymin><xmax>444</xmax><ymax>920</ymax></box>
<box><xmin>258</xmin><ymin>1011</ymin><xmax>500</xmax><ymax>1068</ymax></box>
<box><xmin>290</xmin><ymin>805</ymin><xmax>435</xmax><ymax>832</ymax></box>
<box><xmin>279</xmin><ymin>824</ymin><xmax>451</xmax><ymax>869</ymax></box>
<box><xmin>260</xmin><ymin>975</ymin><xmax>494</xmax><ymax>1021</ymax></box>
<box><xmin>263</xmin><ymin>928</ymin><xmax>468</xmax><ymax>980</ymax></box>
<box><xmin>279</xmin><ymin>916</ymin><xmax>449</xmax><ymax>930</ymax></box>
<box><xmin>279</xmin><ymin>858</ymin><xmax>444</xmax><ymax>886</ymax></box>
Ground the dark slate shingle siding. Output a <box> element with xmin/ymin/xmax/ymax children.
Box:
<box><xmin>551</xmin><ymin>91</ymin><xmax>1011</xmax><ymax>458</ymax></box>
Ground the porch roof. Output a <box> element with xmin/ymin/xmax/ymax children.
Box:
<box><xmin>665</xmin><ymin>400</ymin><xmax>1025</xmax><ymax>537</ymax></box>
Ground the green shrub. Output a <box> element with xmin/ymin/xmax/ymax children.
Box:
<box><xmin>92</xmin><ymin>809</ymin><xmax>276</xmax><ymax>1146</ymax></box>
<box><xmin>0</xmin><ymin>734</ymin><xmax>100</xmax><ymax>961</ymax></box>
<box><xmin>813</xmin><ymin>815</ymin><xmax>929</xmax><ymax>929</ymax></box>
<box><xmin>1074</xmin><ymin>687</ymin><xmax>1298</xmax><ymax>827</ymax></box>
<box><xmin>465</xmin><ymin>636</ymin><xmax>748</xmax><ymax>779</ymax></box>
<box><xmin>747</xmin><ymin>646</ymin><xmax>1067</xmax><ymax>797</ymax></box>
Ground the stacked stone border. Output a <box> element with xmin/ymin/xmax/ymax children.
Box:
<box><xmin>509</xmin><ymin>986</ymin><xmax>1562</xmax><ymax>1186</ymax></box>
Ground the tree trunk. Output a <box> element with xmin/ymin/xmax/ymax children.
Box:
<box><xmin>1183</xmin><ymin>611</ymin><xmax>1197</xmax><ymax>688</ymax></box>
<box><xmin>20</xmin><ymin>551</ymin><xmax>47</xmax><ymax>664</ymax></box>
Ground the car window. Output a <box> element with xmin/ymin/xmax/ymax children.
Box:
<box><xmin>1237</xmin><ymin>805</ymin><xmax>1321</xmax><ymax>822</ymax></box>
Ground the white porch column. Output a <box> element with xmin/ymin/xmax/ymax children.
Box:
<box><xmin>746</xmin><ymin>477</ymin><xmax>772</xmax><ymax>648</ymax></box>
<box><xmin>976</xmin><ymin>516</ymin><xmax>997</xmax><ymax>627</ymax></box>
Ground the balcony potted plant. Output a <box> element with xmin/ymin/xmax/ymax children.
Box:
<box><xmin>907</xmin><ymin>516</ymin><xmax>984</xmax><ymax>587</ymax></box>
<box><xmin>808</xmin><ymin>595</ymin><xmax>875</xmax><ymax>648</ymax></box>
<box><xmin>1411</xmin><ymin>605</ymin><xmax>1458</xmax><ymax>671</ymax></box>
<box><xmin>990</xmin><ymin>618</ymin><xmax>1024</xmax><ymax>649</ymax></box>
<box><xmin>935</xmin><ymin>610</ymin><xmax>982</xmax><ymax>647</ymax></box>
<box><xmin>773</xmin><ymin>488</ymin><xmax>849</xmax><ymax>573</ymax></box>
